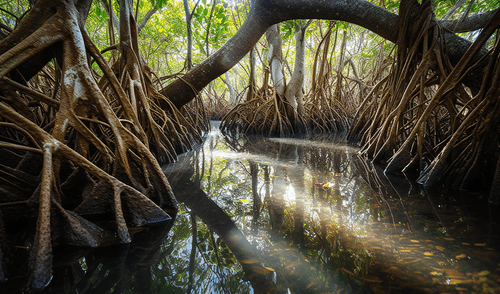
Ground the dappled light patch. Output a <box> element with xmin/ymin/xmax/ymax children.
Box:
<box><xmin>161</xmin><ymin>125</ymin><xmax>500</xmax><ymax>293</ymax></box>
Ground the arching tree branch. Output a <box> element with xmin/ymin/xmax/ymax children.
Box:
<box><xmin>161</xmin><ymin>0</ymin><xmax>490</xmax><ymax>109</ymax></box>
<box><xmin>138</xmin><ymin>7</ymin><xmax>157</xmax><ymax>32</ymax></box>
<box><xmin>441</xmin><ymin>8</ymin><xmax>499</xmax><ymax>33</ymax></box>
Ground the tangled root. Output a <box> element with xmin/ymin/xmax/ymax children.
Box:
<box><xmin>349</xmin><ymin>0</ymin><xmax>500</xmax><ymax>198</ymax></box>
<box><xmin>0</xmin><ymin>0</ymin><xmax>206</xmax><ymax>290</ymax></box>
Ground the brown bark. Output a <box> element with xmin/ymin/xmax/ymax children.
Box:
<box><xmin>0</xmin><ymin>0</ymin><xmax>193</xmax><ymax>290</ymax></box>
<box><xmin>441</xmin><ymin>8</ymin><xmax>499</xmax><ymax>33</ymax></box>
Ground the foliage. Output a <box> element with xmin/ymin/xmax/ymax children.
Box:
<box><xmin>192</xmin><ymin>0</ymin><xmax>232</xmax><ymax>55</ymax></box>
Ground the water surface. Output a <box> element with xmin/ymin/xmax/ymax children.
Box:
<box><xmin>160</xmin><ymin>121</ymin><xmax>500</xmax><ymax>293</ymax></box>
<box><xmin>7</xmin><ymin>121</ymin><xmax>499</xmax><ymax>293</ymax></box>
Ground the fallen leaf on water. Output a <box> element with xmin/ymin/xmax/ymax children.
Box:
<box><xmin>306</xmin><ymin>282</ymin><xmax>314</xmax><ymax>289</ymax></box>
<box><xmin>423</xmin><ymin>252</ymin><xmax>434</xmax><ymax>256</ymax></box>
<box><xmin>399</xmin><ymin>249</ymin><xmax>411</xmax><ymax>253</ymax></box>
<box><xmin>474</xmin><ymin>243</ymin><xmax>486</xmax><ymax>247</ymax></box>
<box><xmin>410</xmin><ymin>239</ymin><xmax>420</xmax><ymax>243</ymax></box>
<box><xmin>285</xmin><ymin>261</ymin><xmax>301</xmax><ymax>269</ymax></box>
<box><xmin>402</xmin><ymin>259</ymin><xmax>421</xmax><ymax>265</ymax></box>
<box><xmin>251</xmin><ymin>266</ymin><xmax>273</xmax><ymax>275</ymax></box>
<box><xmin>447</xmin><ymin>278</ymin><xmax>474</xmax><ymax>285</ymax></box>
<box><xmin>461</xmin><ymin>242</ymin><xmax>470</xmax><ymax>245</ymax></box>
<box><xmin>342</xmin><ymin>267</ymin><xmax>357</xmax><ymax>277</ymax></box>
<box><xmin>430</xmin><ymin>271</ymin><xmax>441</xmax><ymax>276</ymax></box>
<box><xmin>241</xmin><ymin>259</ymin><xmax>259</xmax><ymax>264</ymax></box>
<box><xmin>455</xmin><ymin>253</ymin><xmax>467</xmax><ymax>260</ymax></box>
<box><xmin>443</xmin><ymin>237</ymin><xmax>455</xmax><ymax>241</ymax></box>
<box><xmin>435</xmin><ymin>246</ymin><xmax>446</xmax><ymax>251</ymax></box>
<box><xmin>474</xmin><ymin>270</ymin><xmax>490</xmax><ymax>277</ymax></box>
<box><xmin>444</xmin><ymin>269</ymin><xmax>466</xmax><ymax>279</ymax></box>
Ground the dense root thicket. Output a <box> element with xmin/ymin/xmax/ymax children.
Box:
<box><xmin>221</xmin><ymin>22</ymin><xmax>377</xmax><ymax>138</ymax></box>
<box><xmin>221</xmin><ymin>69</ymin><xmax>301</xmax><ymax>137</ymax></box>
<box><xmin>221</xmin><ymin>23</ymin><xmax>308</xmax><ymax>137</ymax></box>
<box><xmin>203</xmin><ymin>86</ymin><xmax>232</xmax><ymax>120</ymax></box>
<box><xmin>0</xmin><ymin>0</ymin><xmax>206</xmax><ymax>290</ymax></box>
<box><xmin>304</xmin><ymin>23</ymin><xmax>361</xmax><ymax>135</ymax></box>
<box><xmin>349</xmin><ymin>0</ymin><xmax>500</xmax><ymax>202</ymax></box>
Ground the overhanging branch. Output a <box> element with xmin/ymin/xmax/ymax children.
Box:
<box><xmin>161</xmin><ymin>0</ymin><xmax>491</xmax><ymax>109</ymax></box>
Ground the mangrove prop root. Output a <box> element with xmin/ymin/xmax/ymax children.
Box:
<box><xmin>221</xmin><ymin>69</ymin><xmax>295</xmax><ymax>137</ymax></box>
<box><xmin>0</xmin><ymin>0</ymin><xmax>207</xmax><ymax>290</ymax></box>
<box><xmin>349</xmin><ymin>0</ymin><xmax>500</xmax><ymax>197</ymax></box>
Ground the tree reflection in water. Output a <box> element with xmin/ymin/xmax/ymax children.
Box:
<box><xmin>162</xmin><ymin>122</ymin><xmax>499</xmax><ymax>293</ymax></box>
<box><xmin>163</xmin><ymin>124</ymin><xmax>369</xmax><ymax>293</ymax></box>
<box><xmin>8</xmin><ymin>122</ymin><xmax>498</xmax><ymax>293</ymax></box>
<box><xmin>3</xmin><ymin>219</ymin><xmax>175</xmax><ymax>293</ymax></box>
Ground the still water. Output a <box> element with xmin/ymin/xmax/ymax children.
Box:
<box><xmin>10</xmin><ymin>121</ymin><xmax>500</xmax><ymax>293</ymax></box>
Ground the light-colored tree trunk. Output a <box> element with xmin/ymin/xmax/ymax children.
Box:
<box><xmin>183</xmin><ymin>0</ymin><xmax>193</xmax><ymax>70</ymax></box>
<box><xmin>204</xmin><ymin>0</ymin><xmax>218</xmax><ymax>57</ymax></box>
<box><xmin>334</xmin><ymin>26</ymin><xmax>348</xmax><ymax>101</ymax></box>
<box><xmin>138</xmin><ymin>8</ymin><xmax>157</xmax><ymax>32</ymax></box>
<box><xmin>221</xmin><ymin>71</ymin><xmax>236</xmax><ymax>104</ymax></box>
<box><xmin>440</xmin><ymin>0</ymin><xmax>467</xmax><ymax>20</ymax></box>
<box><xmin>101</xmin><ymin>0</ymin><xmax>119</xmax><ymax>34</ymax></box>
<box><xmin>266</xmin><ymin>24</ymin><xmax>285</xmax><ymax>96</ymax></box>
<box><xmin>285</xmin><ymin>20</ymin><xmax>312</xmax><ymax>115</ymax></box>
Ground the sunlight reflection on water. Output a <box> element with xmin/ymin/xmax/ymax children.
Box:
<box><xmin>36</xmin><ymin>121</ymin><xmax>496</xmax><ymax>294</ymax></box>
<box><xmin>188</xmin><ymin>122</ymin><xmax>500</xmax><ymax>293</ymax></box>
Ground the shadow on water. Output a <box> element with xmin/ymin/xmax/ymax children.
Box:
<box><xmin>2</xmin><ymin>218</ymin><xmax>175</xmax><ymax>293</ymax></box>
<box><xmin>164</xmin><ymin>140</ymin><xmax>367</xmax><ymax>293</ymax></box>
<box><xmin>2</xmin><ymin>120</ymin><xmax>499</xmax><ymax>293</ymax></box>
<box><xmin>161</xmin><ymin>121</ymin><xmax>499</xmax><ymax>293</ymax></box>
